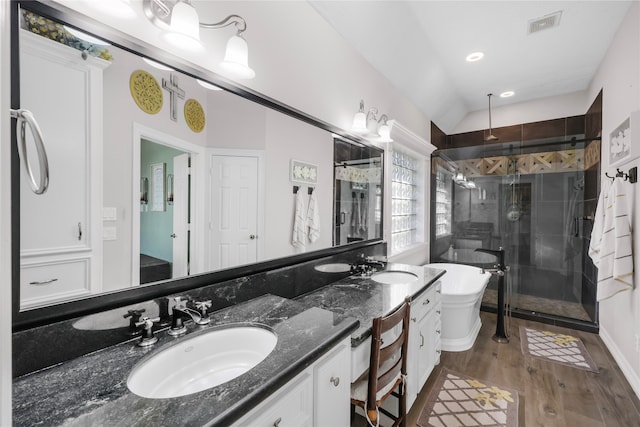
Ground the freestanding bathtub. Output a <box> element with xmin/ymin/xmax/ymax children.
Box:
<box><xmin>424</xmin><ymin>263</ymin><xmax>491</xmax><ymax>352</ymax></box>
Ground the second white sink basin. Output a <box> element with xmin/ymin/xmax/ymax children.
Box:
<box><xmin>127</xmin><ymin>325</ymin><xmax>277</xmax><ymax>399</ymax></box>
<box><xmin>371</xmin><ymin>270</ymin><xmax>419</xmax><ymax>285</ymax></box>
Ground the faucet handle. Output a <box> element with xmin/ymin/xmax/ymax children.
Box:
<box><xmin>194</xmin><ymin>300</ymin><xmax>212</xmax><ymax>325</ymax></box>
<box><xmin>134</xmin><ymin>316</ymin><xmax>160</xmax><ymax>347</ymax></box>
<box><xmin>173</xmin><ymin>296</ymin><xmax>188</xmax><ymax>309</ymax></box>
<box><xmin>123</xmin><ymin>309</ymin><xmax>146</xmax><ymax>335</ymax></box>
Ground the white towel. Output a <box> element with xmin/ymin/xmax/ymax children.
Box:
<box><xmin>307</xmin><ymin>190</ymin><xmax>320</xmax><ymax>243</ymax></box>
<box><xmin>292</xmin><ymin>188</ymin><xmax>306</xmax><ymax>249</ymax></box>
<box><xmin>589</xmin><ymin>178</ymin><xmax>634</xmax><ymax>301</ymax></box>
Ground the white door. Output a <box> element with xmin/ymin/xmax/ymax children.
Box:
<box><xmin>172</xmin><ymin>154</ymin><xmax>190</xmax><ymax>277</ymax></box>
<box><xmin>210</xmin><ymin>155</ymin><xmax>259</xmax><ymax>269</ymax></box>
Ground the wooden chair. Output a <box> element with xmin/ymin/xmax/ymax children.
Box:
<box><xmin>351</xmin><ymin>296</ymin><xmax>411</xmax><ymax>427</ymax></box>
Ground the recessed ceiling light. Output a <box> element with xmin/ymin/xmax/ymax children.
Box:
<box><xmin>466</xmin><ymin>52</ymin><xmax>484</xmax><ymax>62</ymax></box>
<box><xmin>500</xmin><ymin>91</ymin><xmax>515</xmax><ymax>98</ymax></box>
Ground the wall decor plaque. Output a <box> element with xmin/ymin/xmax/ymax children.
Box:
<box><xmin>130</xmin><ymin>70</ymin><xmax>163</xmax><ymax>115</ymax></box>
<box><xmin>184</xmin><ymin>98</ymin><xmax>205</xmax><ymax>133</ymax></box>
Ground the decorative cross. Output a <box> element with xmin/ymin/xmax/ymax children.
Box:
<box><xmin>162</xmin><ymin>73</ymin><xmax>185</xmax><ymax>122</ymax></box>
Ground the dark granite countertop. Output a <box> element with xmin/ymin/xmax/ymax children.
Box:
<box><xmin>13</xmin><ymin>294</ymin><xmax>358</xmax><ymax>427</ymax></box>
<box><xmin>294</xmin><ymin>263</ymin><xmax>446</xmax><ymax>346</ymax></box>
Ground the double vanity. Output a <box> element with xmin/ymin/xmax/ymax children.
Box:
<box><xmin>13</xmin><ymin>262</ymin><xmax>445</xmax><ymax>426</ymax></box>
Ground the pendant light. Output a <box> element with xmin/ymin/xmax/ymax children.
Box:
<box><xmin>486</xmin><ymin>93</ymin><xmax>499</xmax><ymax>141</ymax></box>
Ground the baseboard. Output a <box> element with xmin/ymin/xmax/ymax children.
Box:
<box><xmin>599</xmin><ymin>326</ymin><xmax>640</xmax><ymax>401</ymax></box>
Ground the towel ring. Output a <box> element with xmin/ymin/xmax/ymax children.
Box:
<box><xmin>10</xmin><ymin>108</ymin><xmax>49</xmax><ymax>194</ymax></box>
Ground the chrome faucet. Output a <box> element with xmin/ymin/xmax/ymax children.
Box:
<box><xmin>135</xmin><ymin>316</ymin><xmax>160</xmax><ymax>347</ymax></box>
<box><xmin>168</xmin><ymin>297</ymin><xmax>211</xmax><ymax>336</ymax></box>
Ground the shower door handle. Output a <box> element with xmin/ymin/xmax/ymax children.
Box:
<box><xmin>573</xmin><ymin>217</ymin><xmax>579</xmax><ymax>237</ymax></box>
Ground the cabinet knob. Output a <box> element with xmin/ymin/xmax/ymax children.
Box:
<box><xmin>411</xmin><ymin>317</ymin><xmax>417</xmax><ymax>322</ymax></box>
<box><xmin>436</xmin><ymin>310</ymin><xmax>441</xmax><ymax>315</ymax></box>
<box><xmin>330</xmin><ymin>376</ymin><xmax>340</xmax><ymax>387</ymax></box>
<box><xmin>423</xmin><ymin>299</ymin><xmax>430</xmax><ymax>305</ymax></box>
<box><xmin>249</xmin><ymin>234</ymin><xmax>256</xmax><ymax>240</ymax></box>
<box><xmin>436</xmin><ymin>329</ymin><xmax>441</xmax><ymax>334</ymax></box>
<box><xmin>273</xmin><ymin>417</ymin><xmax>282</xmax><ymax>427</ymax></box>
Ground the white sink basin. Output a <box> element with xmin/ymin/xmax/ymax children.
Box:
<box><xmin>371</xmin><ymin>270</ymin><xmax>419</xmax><ymax>285</ymax></box>
<box><xmin>314</xmin><ymin>263</ymin><xmax>351</xmax><ymax>273</ymax></box>
<box><xmin>127</xmin><ymin>326</ymin><xmax>277</xmax><ymax>399</ymax></box>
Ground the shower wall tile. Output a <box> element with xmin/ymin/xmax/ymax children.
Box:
<box><xmin>523</xmin><ymin>118</ymin><xmax>565</xmax><ymax>140</ymax></box>
<box><xmin>448</xmin><ymin>130</ymin><xmax>484</xmax><ymax>148</ymax></box>
<box><xmin>567</xmin><ymin>115</ymin><xmax>586</xmax><ymax>136</ymax></box>
<box><xmin>431</xmin><ymin>121</ymin><xmax>447</xmax><ymax>149</ymax></box>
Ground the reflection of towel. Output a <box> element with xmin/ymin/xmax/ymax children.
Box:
<box><xmin>360</xmin><ymin>193</ymin><xmax>368</xmax><ymax>234</ymax></box>
<box><xmin>589</xmin><ymin>178</ymin><xmax>634</xmax><ymax>301</ymax></box>
<box><xmin>292</xmin><ymin>188</ymin><xmax>306</xmax><ymax>249</ymax></box>
<box><xmin>307</xmin><ymin>191</ymin><xmax>320</xmax><ymax>243</ymax></box>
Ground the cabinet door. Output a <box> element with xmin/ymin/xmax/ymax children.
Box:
<box><xmin>234</xmin><ymin>372</ymin><xmax>313</xmax><ymax>427</ymax></box>
<box><xmin>314</xmin><ymin>340</ymin><xmax>351</xmax><ymax>427</ymax></box>
<box><xmin>417</xmin><ymin>310</ymin><xmax>437</xmax><ymax>391</ymax></box>
<box><xmin>20</xmin><ymin>33</ymin><xmax>92</xmax><ymax>255</ymax></box>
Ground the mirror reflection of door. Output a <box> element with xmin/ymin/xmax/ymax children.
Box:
<box><xmin>140</xmin><ymin>140</ymin><xmax>190</xmax><ymax>284</ymax></box>
<box><xmin>209</xmin><ymin>154</ymin><xmax>259</xmax><ymax>270</ymax></box>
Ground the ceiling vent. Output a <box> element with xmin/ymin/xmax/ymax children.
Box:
<box><xmin>528</xmin><ymin>11</ymin><xmax>562</xmax><ymax>34</ymax></box>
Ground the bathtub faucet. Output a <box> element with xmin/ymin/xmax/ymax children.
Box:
<box><xmin>474</xmin><ymin>247</ymin><xmax>506</xmax><ymax>272</ymax></box>
<box><xmin>474</xmin><ymin>247</ymin><xmax>509</xmax><ymax>344</ymax></box>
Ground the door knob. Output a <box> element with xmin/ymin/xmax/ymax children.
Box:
<box><xmin>249</xmin><ymin>234</ymin><xmax>256</xmax><ymax>240</ymax></box>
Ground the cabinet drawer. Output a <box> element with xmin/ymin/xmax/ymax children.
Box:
<box><xmin>235</xmin><ymin>372</ymin><xmax>313</xmax><ymax>427</ymax></box>
<box><xmin>20</xmin><ymin>258</ymin><xmax>90</xmax><ymax>308</ymax></box>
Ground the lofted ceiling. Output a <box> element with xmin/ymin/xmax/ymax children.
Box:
<box><xmin>310</xmin><ymin>1</ymin><xmax>632</xmax><ymax>133</ymax></box>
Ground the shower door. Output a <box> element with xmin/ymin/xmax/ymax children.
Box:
<box><xmin>433</xmin><ymin>137</ymin><xmax>598</xmax><ymax>325</ymax></box>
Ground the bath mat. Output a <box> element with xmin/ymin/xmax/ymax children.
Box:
<box><xmin>520</xmin><ymin>326</ymin><xmax>599</xmax><ymax>373</ymax></box>
<box><xmin>417</xmin><ymin>368</ymin><xmax>519</xmax><ymax>427</ymax></box>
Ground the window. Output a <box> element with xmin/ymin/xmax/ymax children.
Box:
<box><xmin>391</xmin><ymin>150</ymin><xmax>421</xmax><ymax>253</ymax></box>
<box><xmin>434</xmin><ymin>166</ymin><xmax>452</xmax><ymax>237</ymax></box>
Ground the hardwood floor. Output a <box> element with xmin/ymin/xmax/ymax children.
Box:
<box><xmin>353</xmin><ymin>311</ymin><xmax>640</xmax><ymax>426</ymax></box>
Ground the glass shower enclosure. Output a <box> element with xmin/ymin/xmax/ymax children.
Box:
<box><xmin>431</xmin><ymin>136</ymin><xmax>600</xmax><ymax>328</ymax></box>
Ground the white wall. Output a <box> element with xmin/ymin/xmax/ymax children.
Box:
<box><xmin>0</xmin><ymin>0</ymin><xmax>12</xmax><ymax>422</ymax></box>
<box><xmin>452</xmin><ymin>90</ymin><xmax>590</xmax><ymax>134</ymax></box>
<box><xmin>53</xmin><ymin>0</ymin><xmax>430</xmax><ymax>141</ymax></box>
<box><xmin>587</xmin><ymin>1</ymin><xmax>640</xmax><ymax>399</ymax></box>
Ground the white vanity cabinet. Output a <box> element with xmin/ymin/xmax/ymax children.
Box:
<box><xmin>406</xmin><ymin>280</ymin><xmax>442</xmax><ymax>409</ymax></box>
<box><xmin>18</xmin><ymin>30</ymin><xmax>107</xmax><ymax>309</ymax></box>
<box><xmin>233</xmin><ymin>338</ymin><xmax>351</xmax><ymax>427</ymax></box>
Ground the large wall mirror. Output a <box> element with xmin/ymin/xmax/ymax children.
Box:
<box><xmin>12</xmin><ymin>1</ymin><xmax>383</xmax><ymax>325</ymax></box>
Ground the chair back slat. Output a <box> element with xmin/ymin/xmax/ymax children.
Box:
<box><xmin>366</xmin><ymin>296</ymin><xmax>411</xmax><ymax>406</ymax></box>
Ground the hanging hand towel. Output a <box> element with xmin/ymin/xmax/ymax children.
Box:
<box><xmin>589</xmin><ymin>178</ymin><xmax>634</xmax><ymax>301</ymax></box>
<box><xmin>292</xmin><ymin>188</ymin><xmax>306</xmax><ymax>249</ymax></box>
<box><xmin>307</xmin><ymin>190</ymin><xmax>320</xmax><ymax>243</ymax></box>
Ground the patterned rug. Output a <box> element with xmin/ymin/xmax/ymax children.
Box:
<box><xmin>417</xmin><ymin>368</ymin><xmax>519</xmax><ymax>427</ymax></box>
<box><xmin>519</xmin><ymin>326</ymin><xmax>599</xmax><ymax>373</ymax></box>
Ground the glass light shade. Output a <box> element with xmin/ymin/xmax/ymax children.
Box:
<box><xmin>378</xmin><ymin>123</ymin><xmax>392</xmax><ymax>141</ymax></box>
<box><xmin>351</xmin><ymin>112</ymin><xmax>367</xmax><ymax>133</ymax></box>
<box><xmin>164</xmin><ymin>1</ymin><xmax>202</xmax><ymax>51</ymax></box>
<box><xmin>219</xmin><ymin>35</ymin><xmax>256</xmax><ymax>79</ymax></box>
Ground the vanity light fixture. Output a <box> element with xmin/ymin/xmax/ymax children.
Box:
<box><xmin>500</xmin><ymin>91</ymin><xmax>515</xmax><ymax>98</ymax></box>
<box><xmin>466</xmin><ymin>51</ymin><xmax>484</xmax><ymax>62</ymax></box>
<box><xmin>143</xmin><ymin>0</ymin><xmax>255</xmax><ymax>79</ymax></box>
<box><xmin>351</xmin><ymin>100</ymin><xmax>393</xmax><ymax>140</ymax></box>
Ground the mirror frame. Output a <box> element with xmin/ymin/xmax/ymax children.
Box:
<box><xmin>11</xmin><ymin>0</ymin><xmax>383</xmax><ymax>331</ymax></box>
